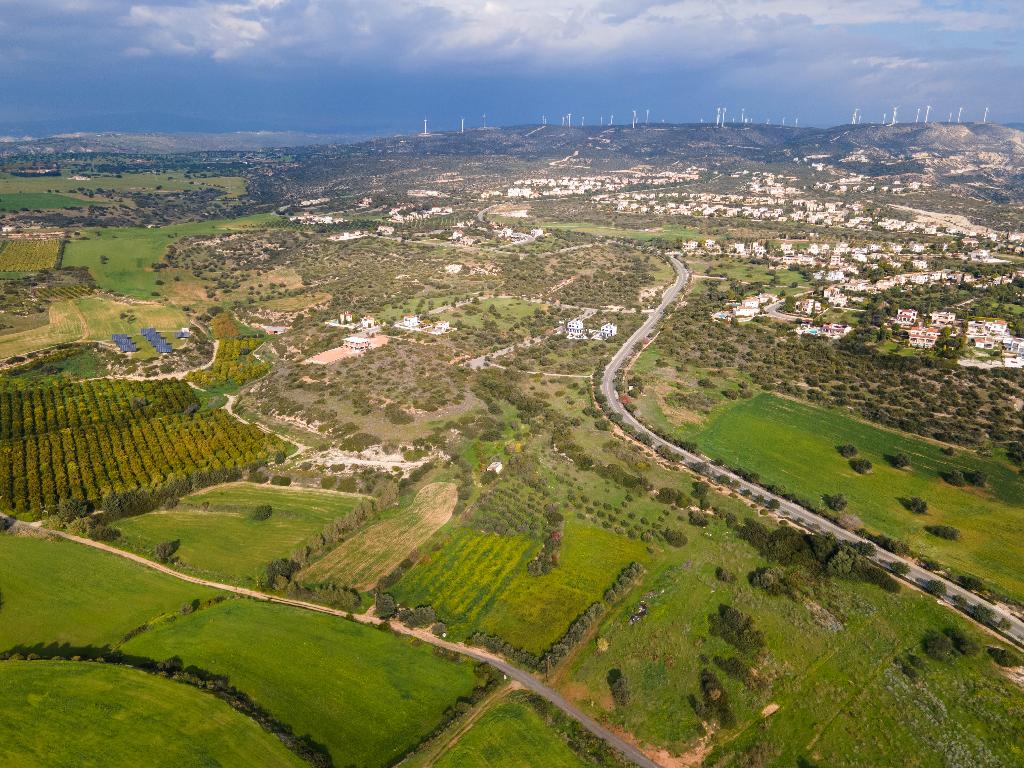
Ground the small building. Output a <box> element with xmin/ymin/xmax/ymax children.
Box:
<box><xmin>895</xmin><ymin>308</ymin><xmax>919</xmax><ymax>326</ymax></box>
<box><xmin>401</xmin><ymin>315</ymin><xmax>420</xmax><ymax>329</ymax></box>
<box><xmin>432</xmin><ymin>320</ymin><xmax>451</xmax><ymax>334</ymax></box>
<box><xmin>486</xmin><ymin>460</ymin><xmax>504</xmax><ymax>475</ymax></box>
<box><xmin>343</xmin><ymin>335</ymin><xmax>372</xmax><ymax>352</ymax></box>
<box><xmin>360</xmin><ymin>316</ymin><xmax>376</xmax><ymax>330</ymax></box>
<box><xmin>599</xmin><ymin>322</ymin><xmax>618</xmax><ymax>339</ymax></box>
<box><xmin>930</xmin><ymin>311</ymin><xmax>957</xmax><ymax>327</ymax></box>
<box><xmin>341</xmin><ymin>311</ymin><xmax>354</xmax><ymax>323</ymax></box>
<box><xmin>908</xmin><ymin>326</ymin><xmax>941</xmax><ymax>349</ymax></box>
<box><xmin>175</xmin><ymin>327</ymin><xmax>191</xmax><ymax>339</ymax></box>
<box><xmin>566</xmin><ymin>318</ymin><xmax>586</xmax><ymax>339</ymax></box>
<box><xmin>261</xmin><ymin>325</ymin><xmax>288</xmax><ymax>335</ymax></box>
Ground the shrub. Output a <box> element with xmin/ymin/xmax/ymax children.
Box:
<box><xmin>270</xmin><ymin>475</ymin><xmax>292</xmax><ymax>486</ymax></box>
<box><xmin>663</xmin><ymin>528</ymin><xmax>688</xmax><ymax>547</ymax></box>
<box><xmin>943</xmin><ymin>470</ymin><xmax>966</xmax><ymax>487</ymax></box>
<box><xmin>907</xmin><ymin>497</ymin><xmax>928</xmax><ymax>514</ymax></box>
<box><xmin>849</xmin><ymin>458</ymin><xmax>872</xmax><ymax>474</ymax></box>
<box><xmin>154</xmin><ymin>539</ymin><xmax>180</xmax><ymax>563</ymax></box>
<box><xmin>924</xmin><ymin>579</ymin><xmax>946</xmax><ymax>597</ymax></box>
<box><xmin>943</xmin><ymin>627</ymin><xmax>979</xmax><ymax>657</ymax></box>
<box><xmin>889</xmin><ymin>561</ymin><xmax>910</xmax><ymax>577</ymax></box>
<box><xmin>688</xmin><ymin>509</ymin><xmax>710</xmax><ymax>527</ymax></box>
<box><xmin>715</xmin><ymin>566</ymin><xmax>735</xmax><ymax>583</ymax></box>
<box><xmin>922</xmin><ymin>630</ymin><xmax>954</xmax><ymax>661</ymax></box>
<box><xmin>925</xmin><ymin>525</ymin><xmax>960</xmax><ymax>541</ymax></box>
<box><xmin>837</xmin><ymin>444</ymin><xmax>858</xmax><ymax>458</ymax></box>
<box><xmin>987</xmin><ymin>646</ymin><xmax>1022</xmax><ymax>667</ymax></box>
<box><xmin>250</xmin><ymin>504</ymin><xmax>273</xmax><ymax>521</ymax></box>
<box><xmin>964</xmin><ymin>469</ymin><xmax>986</xmax><ymax>487</ymax></box>
<box><xmin>889</xmin><ymin>452</ymin><xmax>911</xmax><ymax>469</ymax></box>
<box><xmin>606</xmin><ymin>668</ymin><xmax>630</xmax><ymax>707</ymax></box>
<box><xmin>823</xmin><ymin>493</ymin><xmax>847</xmax><ymax>512</ymax></box>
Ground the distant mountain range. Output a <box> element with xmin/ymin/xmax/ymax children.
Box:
<box><xmin>3</xmin><ymin>122</ymin><xmax>1021</xmax><ymax>201</ymax></box>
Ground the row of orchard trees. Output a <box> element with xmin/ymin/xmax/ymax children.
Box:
<box><xmin>188</xmin><ymin>337</ymin><xmax>271</xmax><ymax>389</ymax></box>
<box><xmin>0</xmin><ymin>408</ymin><xmax>284</xmax><ymax>517</ymax></box>
<box><xmin>0</xmin><ymin>378</ymin><xmax>196</xmax><ymax>440</ymax></box>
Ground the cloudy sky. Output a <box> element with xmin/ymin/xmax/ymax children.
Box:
<box><xmin>2</xmin><ymin>0</ymin><xmax>1022</xmax><ymax>133</ymax></box>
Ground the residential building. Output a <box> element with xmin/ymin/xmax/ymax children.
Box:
<box><xmin>895</xmin><ymin>308</ymin><xmax>918</xmax><ymax>326</ymax></box>
<box><xmin>908</xmin><ymin>326</ymin><xmax>941</xmax><ymax>349</ymax></box>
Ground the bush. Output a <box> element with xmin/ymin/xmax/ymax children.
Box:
<box><xmin>715</xmin><ymin>566</ymin><xmax>735</xmax><ymax>583</ymax></box>
<box><xmin>943</xmin><ymin>627</ymin><xmax>979</xmax><ymax>657</ymax></box>
<box><xmin>250</xmin><ymin>504</ymin><xmax>273</xmax><ymax>521</ymax></box>
<box><xmin>907</xmin><ymin>496</ymin><xmax>928</xmax><ymax>514</ymax></box>
<box><xmin>922</xmin><ymin>630</ymin><xmax>955</xmax><ymax>661</ymax></box>
<box><xmin>663</xmin><ymin>528</ymin><xmax>688</xmax><ymax>547</ymax></box>
<box><xmin>964</xmin><ymin>469</ymin><xmax>986</xmax><ymax>487</ymax></box>
<box><xmin>849</xmin><ymin>458</ymin><xmax>873</xmax><ymax>474</ymax></box>
<box><xmin>889</xmin><ymin>452</ymin><xmax>911</xmax><ymax>469</ymax></box>
<box><xmin>822</xmin><ymin>493</ymin><xmax>847</xmax><ymax>512</ymax></box>
<box><xmin>925</xmin><ymin>524</ymin><xmax>960</xmax><ymax>541</ymax></box>
<box><xmin>606</xmin><ymin>668</ymin><xmax>630</xmax><ymax>707</ymax></box>
<box><xmin>943</xmin><ymin>470</ymin><xmax>966</xmax><ymax>487</ymax></box>
<box><xmin>924</xmin><ymin>579</ymin><xmax>946</xmax><ymax>597</ymax></box>
<box><xmin>270</xmin><ymin>475</ymin><xmax>292</xmax><ymax>486</ymax></box>
<box><xmin>154</xmin><ymin>540</ymin><xmax>180</xmax><ymax>563</ymax></box>
<box><xmin>688</xmin><ymin>509</ymin><xmax>710</xmax><ymax>527</ymax></box>
<box><xmin>837</xmin><ymin>444</ymin><xmax>858</xmax><ymax>458</ymax></box>
<box><xmin>988</xmin><ymin>646</ymin><xmax>1023</xmax><ymax>667</ymax></box>
<box><xmin>889</xmin><ymin>561</ymin><xmax>910</xmax><ymax>577</ymax></box>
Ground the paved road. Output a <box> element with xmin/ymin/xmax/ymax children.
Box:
<box><xmin>2</xmin><ymin>518</ymin><xmax>660</xmax><ymax>768</ymax></box>
<box><xmin>600</xmin><ymin>257</ymin><xmax>1024</xmax><ymax>648</ymax></box>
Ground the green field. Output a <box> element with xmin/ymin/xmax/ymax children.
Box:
<box><xmin>393</xmin><ymin>519</ymin><xmax>648</xmax><ymax>655</ymax></box>
<box><xmin>0</xmin><ymin>535</ymin><xmax>214</xmax><ymax>654</ymax></box>
<box><xmin>0</xmin><ymin>294</ymin><xmax>189</xmax><ymax>359</ymax></box>
<box><xmin>686</xmin><ymin>393</ymin><xmax>1024</xmax><ymax>601</ymax></box>
<box><xmin>0</xmin><ymin>192</ymin><xmax>95</xmax><ymax>211</ymax></box>
<box><xmin>564</xmin><ymin>513</ymin><xmax>1024</xmax><ymax>767</ymax></box>
<box><xmin>123</xmin><ymin>599</ymin><xmax>481</xmax><ymax>768</ymax></box>
<box><xmin>542</xmin><ymin>222</ymin><xmax>701</xmax><ymax>242</ymax></box>
<box><xmin>0</xmin><ymin>170</ymin><xmax>246</xmax><ymax>198</ymax></box>
<box><xmin>299</xmin><ymin>481</ymin><xmax>457</xmax><ymax>588</ymax></box>
<box><xmin>116</xmin><ymin>483</ymin><xmax>363</xmax><ymax>583</ymax></box>
<box><xmin>0</xmin><ymin>661</ymin><xmax>303</xmax><ymax>768</ymax></box>
<box><xmin>434</xmin><ymin>694</ymin><xmax>590</xmax><ymax>768</ymax></box>
<box><xmin>0</xmin><ymin>239</ymin><xmax>61</xmax><ymax>270</ymax></box>
<box><xmin>63</xmin><ymin>215</ymin><xmax>277</xmax><ymax>299</ymax></box>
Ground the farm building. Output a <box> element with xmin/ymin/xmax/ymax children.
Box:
<box><xmin>343</xmin><ymin>336</ymin><xmax>372</xmax><ymax>352</ymax></box>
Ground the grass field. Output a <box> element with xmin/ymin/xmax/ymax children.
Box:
<box><xmin>0</xmin><ymin>535</ymin><xmax>214</xmax><ymax>654</ymax></box>
<box><xmin>116</xmin><ymin>483</ymin><xmax>363</xmax><ymax>584</ymax></box>
<box><xmin>687</xmin><ymin>393</ymin><xmax>1024</xmax><ymax>601</ymax></box>
<box><xmin>0</xmin><ymin>661</ymin><xmax>303</xmax><ymax>768</ymax></box>
<box><xmin>0</xmin><ymin>192</ymin><xmax>95</xmax><ymax>211</ymax></box>
<box><xmin>563</xmin><ymin>513</ymin><xmax>1024</xmax><ymax>767</ymax></box>
<box><xmin>433</xmin><ymin>693</ymin><xmax>590</xmax><ymax>768</ymax></box>
<box><xmin>122</xmin><ymin>599</ymin><xmax>481</xmax><ymax>768</ymax></box>
<box><xmin>0</xmin><ymin>170</ymin><xmax>246</xmax><ymax>198</ymax></box>
<box><xmin>543</xmin><ymin>222</ymin><xmax>701</xmax><ymax>242</ymax></box>
<box><xmin>0</xmin><ymin>295</ymin><xmax>188</xmax><ymax>359</ymax></box>
<box><xmin>299</xmin><ymin>481</ymin><xmax>457</xmax><ymax>588</ymax></box>
<box><xmin>0</xmin><ymin>239</ymin><xmax>61</xmax><ymax>270</ymax></box>
<box><xmin>393</xmin><ymin>518</ymin><xmax>648</xmax><ymax>655</ymax></box>
<box><xmin>63</xmin><ymin>215</ymin><xmax>277</xmax><ymax>299</ymax></box>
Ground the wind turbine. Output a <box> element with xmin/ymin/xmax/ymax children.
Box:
<box><xmin>983</xmin><ymin>106</ymin><xmax>989</xmax><ymax>123</ymax></box>
<box><xmin>915</xmin><ymin>107</ymin><xmax>920</xmax><ymax>123</ymax></box>
<box><xmin>610</xmin><ymin>113</ymin><xmax>614</xmax><ymax>126</ymax></box>
<box><xmin>482</xmin><ymin>113</ymin><xmax>487</xmax><ymax>128</ymax></box>
<box><xmin>891</xmin><ymin>106</ymin><xmax>899</xmax><ymax>125</ymax></box>
<box><xmin>957</xmin><ymin>106</ymin><xmax>963</xmax><ymax>123</ymax></box>
<box><xmin>645</xmin><ymin>108</ymin><xmax>650</xmax><ymax>125</ymax></box>
<box><xmin>924</xmin><ymin>105</ymin><xmax>932</xmax><ymax>123</ymax></box>
<box><xmin>632</xmin><ymin>109</ymin><xmax>637</xmax><ymax>129</ymax></box>
<box><xmin>421</xmin><ymin>118</ymin><xmax>428</xmax><ymax>136</ymax></box>
<box><xmin>541</xmin><ymin>114</ymin><xmax>547</xmax><ymax>126</ymax></box>
<box><xmin>715</xmin><ymin>107</ymin><xmax>721</xmax><ymax>126</ymax></box>
<box><xmin>568</xmin><ymin>112</ymin><xmax>572</xmax><ymax>127</ymax></box>
<box><xmin>722</xmin><ymin>107</ymin><xmax>727</xmax><ymax>126</ymax></box>
<box><xmin>851</xmin><ymin>107</ymin><xmax>859</xmax><ymax>124</ymax></box>
<box><xmin>460</xmin><ymin>117</ymin><xmax>465</xmax><ymax>133</ymax></box>
<box><xmin>795</xmin><ymin>117</ymin><xmax>799</xmax><ymax>127</ymax></box>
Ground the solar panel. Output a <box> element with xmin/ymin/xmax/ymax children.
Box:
<box><xmin>111</xmin><ymin>334</ymin><xmax>138</xmax><ymax>353</ymax></box>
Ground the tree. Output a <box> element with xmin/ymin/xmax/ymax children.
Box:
<box><xmin>154</xmin><ymin>540</ymin><xmax>180</xmax><ymax>563</ymax></box>
<box><xmin>943</xmin><ymin>627</ymin><xmax>979</xmax><ymax>657</ymax></box>
<box><xmin>889</xmin><ymin>453</ymin><xmax>911</xmax><ymax>469</ymax></box>
<box><xmin>250</xmin><ymin>504</ymin><xmax>273</xmax><ymax>521</ymax></box>
<box><xmin>922</xmin><ymin>630</ymin><xmax>954</xmax><ymax>661</ymax></box>
<box><xmin>925</xmin><ymin>524</ymin><xmax>960</xmax><ymax>541</ymax></box>
<box><xmin>55</xmin><ymin>498</ymin><xmax>88</xmax><ymax>523</ymax></box>
<box><xmin>607</xmin><ymin>668</ymin><xmax>630</xmax><ymax>707</ymax></box>
<box><xmin>849</xmin><ymin>458</ymin><xmax>873</xmax><ymax>474</ymax></box>
<box><xmin>907</xmin><ymin>497</ymin><xmax>928</xmax><ymax>514</ymax></box>
<box><xmin>988</xmin><ymin>646</ymin><xmax>1023</xmax><ymax>667</ymax></box>
<box><xmin>837</xmin><ymin>444</ymin><xmax>858</xmax><ymax>458</ymax></box>
<box><xmin>924</xmin><ymin>579</ymin><xmax>946</xmax><ymax>597</ymax></box>
<box><xmin>822</xmin><ymin>493</ymin><xmax>847</xmax><ymax>512</ymax></box>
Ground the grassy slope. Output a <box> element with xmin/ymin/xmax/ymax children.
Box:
<box><xmin>0</xmin><ymin>171</ymin><xmax>245</xmax><ymax>197</ymax></box>
<box><xmin>563</xmin><ymin>514</ymin><xmax>1024</xmax><ymax>767</ymax></box>
<box><xmin>63</xmin><ymin>215</ymin><xmax>276</xmax><ymax>299</ymax></box>
<box><xmin>0</xmin><ymin>535</ymin><xmax>215</xmax><ymax>653</ymax></box>
<box><xmin>0</xmin><ymin>192</ymin><xmax>95</xmax><ymax>210</ymax></box>
<box><xmin>0</xmin><ymin>661</ymin><xmax>303</xmax><ymax>768</ymax></box>
<box><xmin>393</xmin><ymin>518</ymin><xmax>647</xmax><ymax>655</ymax></box>
<box><xmin>123</xmin><ymin>599</ymin><xmax>480</xmax><ymax>768</ymax></box>
<box><xmin>433</xmin><ymin>695</ymin><xmax>590</xmax><ymax>768</ymax></box>
<box><xmin>115</xmin><ymin>483</ymin><xmax>362</xmax><ymax>584</ymax></box>
<box><xmin>691</xmin><ymin>393</ymin><xmax>1024</xmax><ymax>600</ymax></box>
<box><xmin>299</xmin><ymin>481</ymin><xmax>457</xmax><ymax>588</ymax></box>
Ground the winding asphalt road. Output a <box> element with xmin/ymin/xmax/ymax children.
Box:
<box><xmin>600</xmin><ymin>256</ymin><xmax>1024</xmax><ymax>648</ymax></box>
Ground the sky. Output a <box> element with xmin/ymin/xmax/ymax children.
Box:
<box><xmin>2</xmin><ymin>0</ymin><xmax>1022</xmax><ymax>134</ymax></box>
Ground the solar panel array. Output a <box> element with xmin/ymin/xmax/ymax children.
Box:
<box><xmin>111</xmin><ymin>334</ymin><xmax>138</xmax><ymax>353</ymax></box>
<box><xmin>141</xmin><ymin>327</ymin><xmax>172</xmax><ymax>354</ymax></box>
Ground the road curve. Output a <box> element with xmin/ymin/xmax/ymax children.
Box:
<box><xmin>2</xmin><ymin>519</ymin><xmax>660</xmax><ymax>768</ymax></box>
<box><xmin>600</xmin><ymin>256</ymin><xmax>1024</xmax><ymax>648</ymax></box>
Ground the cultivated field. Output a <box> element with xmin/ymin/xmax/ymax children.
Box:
<box><xmin>0</xmin><ymin>239</ymin><xmax>61</xmax><ymax>271</ymax></box>
<box><xmin>299</xmin><ymin>481</ymin><xmax>457</xmax><ymax>588</ymax></box>
<box><xmin>116</xmin><ymin>483</ymin><xmax>363</xmax><ymax>583</ymax></box>
<box><xmin>0</xmin><ymin>170</ymin><xmax>246</xmax><ymax>198</ymax></box>
<box><xmin>0</xmin><ymin>661</ymin><xmax>303</xmax><ymax>768</ymax></box>
<box><xmin>689</xmin><ymin>393</ymin><xmax>1024</xmax><ymax>601</ymax></box>
<box><xmin>432</xmin><ymin>694</ymin><xmax>590</xmax><ymax>768</ymax></box>
<box><xmin>0</xmin><ymin>192</ymin><xmax>94</xmax><ymax>211</ymax></box>
<box><xmin>393</xmin><ymin>518</ymin><xmax>647</xmax><ymax>655</ymax></box>
<box><xmin>123</xmin><ymin>599</ymin><xmax>481</xmax><ymax>768</ymax></box>
<box><xmin>0</xmin><ymin>535</ymin><xmax>214</xmax><ymax>653</ymax></box>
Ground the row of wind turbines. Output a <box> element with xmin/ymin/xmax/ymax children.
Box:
<box><xmin>850</xmin><ymin>105</ymin><xmax>990</xmax><ymax>126</ymax></box>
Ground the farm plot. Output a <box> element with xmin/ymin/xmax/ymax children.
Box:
<box><xmin>116</xmin><ymin>483</ymin><xmax>362</xmax><ymax>583</ymax></box>
<box><xmin>432</xmin><ymin>693</ymin><xmax>590</xmax><ymax>768</ymax></box>
<box><xmin>393</xmin><ymin>519</ymin><xmax>647</xmax><ymax>655</ymax></box>
<box><xmin>122</xmin><ymin>599</ymin><xmax>481</xmax><ymax>768</ymax></box>
<box><xmin>0</xmin><ymin>239</ymin><xmax>61</xmax><ymax>271</ymax></box>
<box><xmin>0</xmin><ymin>192</ymin><xmax>93</xmax><ymax>211</ymax></box>
<box><xmin>691</xmin><ymin>393</ymin><xmax>1024</xmax><ymax>602</ymax></box>
<box><xmin>0</xmin><ymin>661</ymin><xmax>303</xmax><ymax>768</ymax></box>
<box><xmin>0</xmin><ymin>534</ymin><xmax>214</xmax><ymax>653</ymax></box>
<box><xmin>299</xmin><ymin>481</ymin><xmax>457</xmax><ymax>588</ymax></box>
